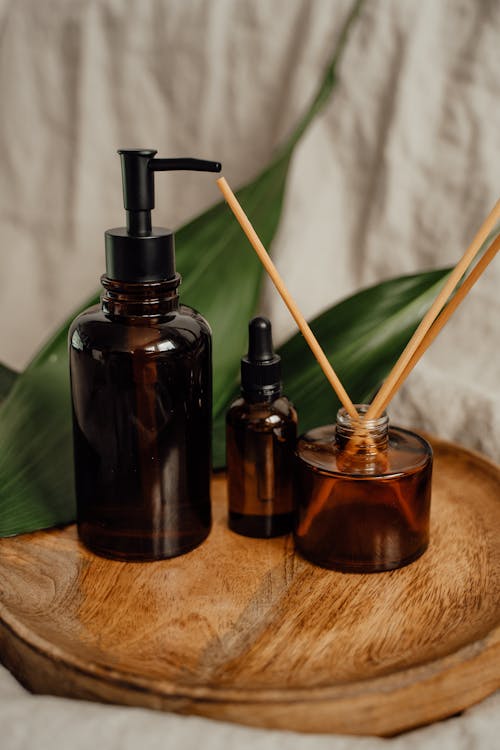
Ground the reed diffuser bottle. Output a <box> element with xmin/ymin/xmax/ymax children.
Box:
<box><xmin>226</xmin><ymin>317</ymin><xmax>297</xmax><ymax>537</ymax></box>
<box><xmin>69</xmin><ymin>150</ymin><xmax>220</xmax><ymax>561</ymax></box>
<box><xmin>294</xmin><ymin>406</ymin><xmax>432</xmax><ymax>572</ymax></box>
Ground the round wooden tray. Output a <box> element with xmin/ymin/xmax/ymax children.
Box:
<box><xmin>0</xmin><ymin>436</ymin><xmax>499</xmax><ymax>736</ymax></box>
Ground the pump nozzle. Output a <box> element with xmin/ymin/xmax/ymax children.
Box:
<box><xmin>118</xmin><ymin>150</ymin><xmax>221</xmax><ymax>236</ymax></box>
<box><xmin>151</xmin><ymin>158</ymin><xmax>222</xmax><ymax>173</ymax></box>
<box><xmin>105</xmin><ymin>149</ymin><xmax>222</xmax><ymax>282</ymax></box>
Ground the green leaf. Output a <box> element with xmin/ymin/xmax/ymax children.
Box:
<box><xmin>211</xmin><ymin>269</ymin><xmax>452</xmax><ymax>467</ymax></box>
<box><xmin>0</xmin><ymin>291</ymin><xmax>98</xmax><ymax>536</ymax></box>
<box><xmin>0</xmin><ymin>363</ymin><xmax>17</xmax><ymax>402</ymax></box>
<box><xmin>0</xmin><ymin>361</ymin><xmax>74</xmax><ymax>535</ymax></box>
<box><xmin>0</xmin><ymin>1</ymin><xmax>366</xmax><ymax>536</ymax></box>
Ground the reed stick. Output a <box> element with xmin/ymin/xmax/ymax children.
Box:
<box><xmin>386</xmin><ymin>232</ymin><xmax>500</xmax><ymax>405</ymax></box>
<box><xmin>366</xmin><ymin>200</ymin><xmax>500</xmax><ymax>420</ymax></box>
<box><xmin>216</xmin><ymin>176</ymin><xmax>358</xmax><ymax>420</ymax></box>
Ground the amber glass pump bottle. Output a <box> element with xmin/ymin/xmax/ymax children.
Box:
<box><xmin>69</xmin><ymin>150</ymin><xmax>221</xmax><ymax>561</ymax></box>
<box><xmin>226</xmin><ymin>317</ymin><xmax>297</xmax><ymax>537</ymax></box>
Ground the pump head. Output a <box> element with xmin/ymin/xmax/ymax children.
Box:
<box><xmin>105</xmin><ymin>149</ymin><xmax>221</xmax><ymax>283</ymax></box>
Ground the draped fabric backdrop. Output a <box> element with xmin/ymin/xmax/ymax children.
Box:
<box><xmin>0</xmin><ymin>0</ymin><xmax>499</xmax><ymax>748</ymax></box>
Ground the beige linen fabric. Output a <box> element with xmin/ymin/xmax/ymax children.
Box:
<box><xmin>0</xmin><ymin>661</ymin><xmax>499</xmax><ymax>750</ymax></box>
<box><xmin>0</xmin><ymin>0</ymin><xmax>499</xmax><ymax>747</ymax></box>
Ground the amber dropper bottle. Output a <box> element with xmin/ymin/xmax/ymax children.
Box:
<box><xmin>226</xmin><ymin>317</ymin><xmax>297</xmax><ymax>538</ymax></box>
<box><xmin>294</xmin><ymin>405</ymin><xmax>433</xmax><ymax>572</ymax></box>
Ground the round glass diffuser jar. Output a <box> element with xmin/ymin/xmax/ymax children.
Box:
<box><xmin>294</xmin><ymin>406</ymin><xmax>433</xmax><ymax>572</ymax></box>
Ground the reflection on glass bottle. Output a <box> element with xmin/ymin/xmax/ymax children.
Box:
<box><xmin>294</xmin><ymin>405</ymin><xmax>432</xmax><ymax>572</ymax></box>
<box><xmin>226</xmin><ymin>317</ymin><xmax>297</xmax><ymax>538</ymax></box>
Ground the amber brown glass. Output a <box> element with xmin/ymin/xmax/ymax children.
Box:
<box><xmin>294</xmin><ymin>406</ymin><xmax>432</xmax><ymax>572</ymax></box>
<box><xmin>69</xmin><ymin>275</ymin><xmax>212</xmax><ymax>561</ymax></box>
<box><xmin>226</xmin><ymin>397</ymin><xmax>297</xmax><ymax>537</ymax></box>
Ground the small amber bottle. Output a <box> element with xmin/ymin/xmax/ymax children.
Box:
<box><xmin>294</xmin><ymin>405</ymin><xmax>432</xmax><ymax>572</ymax></box>
<box><xmin>226</xmin><ymin>317</ymin><xmax>297</xmax><ymax>538</ymax></box>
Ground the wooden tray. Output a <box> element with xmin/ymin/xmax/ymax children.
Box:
<box><xmin>0</xmin><ymin>436</ymin><xmax>499</xmax><ymax>736</ymax></box>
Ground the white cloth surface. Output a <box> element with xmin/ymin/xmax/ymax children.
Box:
<box><xmin>0</xmin><ymin>0</ymin><xmax>499</xmax><ymax>747</ymax></box>
<box><xmin>0</xmin><ymin>660</ymin><xmax>499</xmax><ymax>750</ymax></box>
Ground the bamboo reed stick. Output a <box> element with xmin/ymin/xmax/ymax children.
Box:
<box><xmin>216</xmin><ymin>176</ymin><xmax>358</xmax><ymax>420</ymax></box>
<box><xmin>366</xmin><ymin>200</ymin><xmax>500</xmax><ymax>420</ymax></box>
<box><xmin>385</xmin><ymin>232</ymin><xmax>500</xmax><ymax>406</ymax></box>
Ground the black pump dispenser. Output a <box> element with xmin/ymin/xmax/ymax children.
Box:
<box><xmin>241</xmin><ymin>317</ymin><xmax>282</xmax><ymax>401</ymax></box>
<box><xmin>105</xmin><ymin>149</ymin><xmax>222</xmax><ymax>282</ymax></box>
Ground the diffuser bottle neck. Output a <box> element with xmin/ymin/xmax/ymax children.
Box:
<box><xmin>101</xmin><ymin>275</ymin><xmax>180</xmax><ymax>318</ymax></box>
<box><xmin>335</xmin><ymin>405</ymin><xmax>389</xmax><ymax>474</ymax></box>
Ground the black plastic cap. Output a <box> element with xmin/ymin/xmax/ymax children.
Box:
<box><xmin>241</xmin><ymin>317</ymin><xmax>282</xmax><ymax>402</ymax></box>
<box><xmin>105</xmin><ymin>227</ymin><xmax>176</xmax><ymax>283</ymax></box>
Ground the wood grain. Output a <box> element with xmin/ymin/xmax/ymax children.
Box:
<box><xmin>0</xmin><ymin>436</ymin><xmax>499</xmax><ymax>735</ymax></box>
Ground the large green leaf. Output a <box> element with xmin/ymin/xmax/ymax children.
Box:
<box><xmin>0</xmin><ymin>1</ymin><xmax>366</xmax><ymax>536</ymax></box>
<box><xmin>212</xmin><ymin>269</ymin><xmax>451</xmax><ymax>467</ymax></box>
<box><xmin>0</xmin><ymin>364</ymin><xmax>17</xmax><ymax>402</ymax></box>
<box><xmin>0</xmin><ymin>291</ymin><xmax>98</xmax><ymax>535</ymax></box>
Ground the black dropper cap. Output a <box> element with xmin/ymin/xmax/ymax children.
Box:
<box><xmin>241</xmin><ymin>317</ymin><xmax>282</xmax><ymax>402</ymax></box>
<box><xmin>105</xmin><ymin>150</ymin><xmax>222</xmax><ymax>282</ymax></box>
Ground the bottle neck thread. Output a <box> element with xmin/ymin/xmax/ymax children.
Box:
<box><xmin>241</xmin><ymin>384</ymin><xmax>282</xmax><ymax>404</ymax></box>
<box><xmin>335</xmin><ymin>405</ymin><xmax>389</xmax><ymax>473</ymax></box>
<box><xmin>101</xmin><ymin>275</ymin><xmax>180</xmax><ymax>318</ymax></box>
